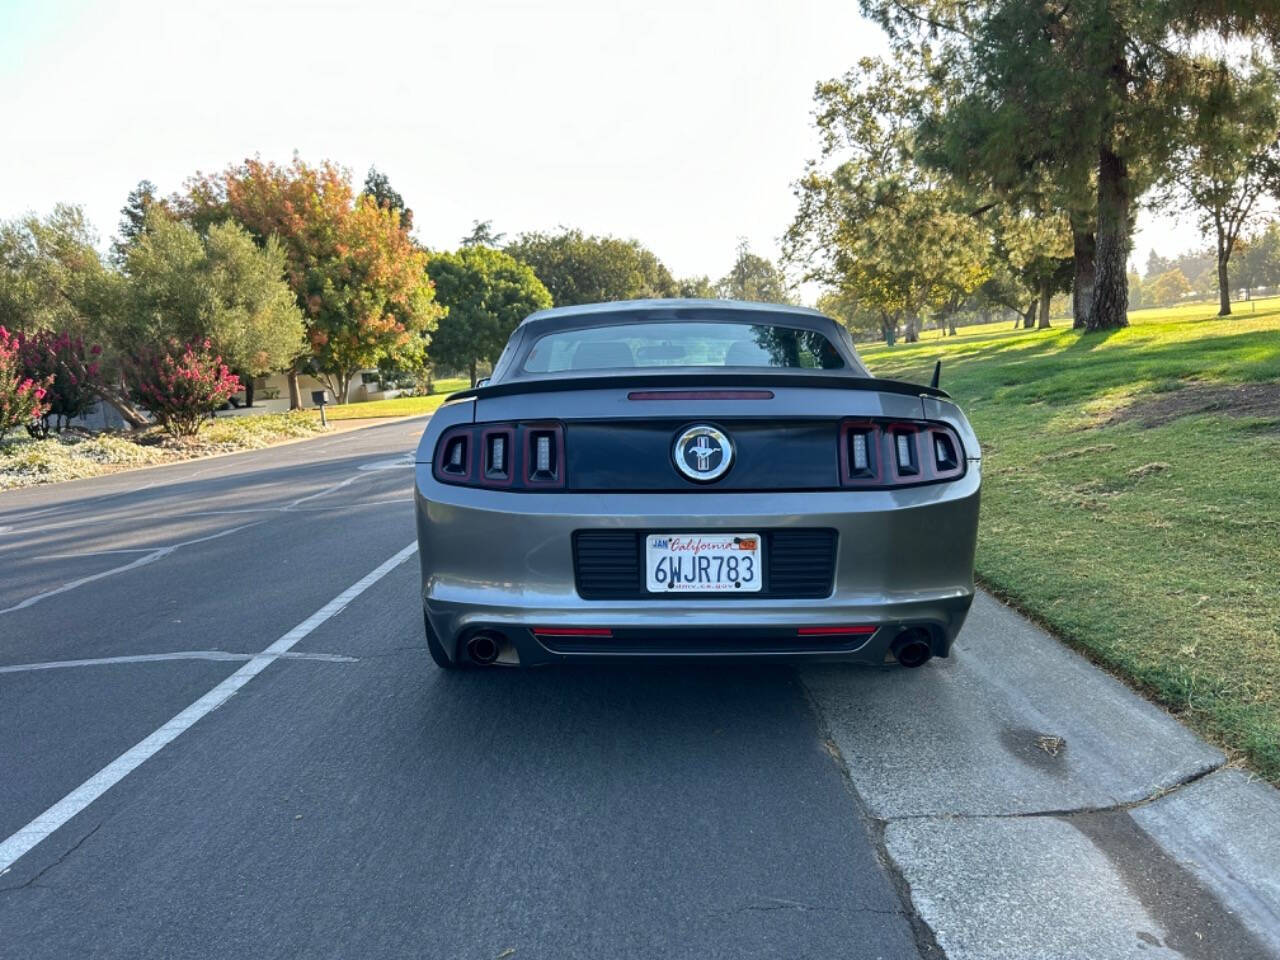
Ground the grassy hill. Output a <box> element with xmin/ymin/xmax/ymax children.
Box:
<box><xmin>861</xmin><ymin>298</ymin><xmax>1280</xmax><ymax>783</ymax></box>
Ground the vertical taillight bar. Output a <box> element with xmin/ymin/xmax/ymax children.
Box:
<box><xmin>524</xmin><ymin>423</ymin><xmax>565</xmax><ymax>487</ymax></box>
<box><xmin>481</xmin><ymin>426</ymin><xmax>515</xmax><ymax>485</ymax></box>
<box><xmin>839</xmin><ymin>421</ymin><xmax>882</xmax><ymax>486</ymax></box>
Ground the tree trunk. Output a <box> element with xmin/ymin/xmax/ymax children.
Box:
<box><xmin>335</xmin><ymin>371</ymin><xmax>350</xmax><ymax>404</ymax></box>
<box><xmin>903</xmin><ymin>315</ymin><xmax>919</xmax><ymax>343</ymax></box>
<box><xmin>1216</xmin><ymin>227</ymin><xmax>1232</xmax><ymax>317</ymax></box>
<box><xmin>287</xmin><ymin>370</ymin><xmax>302</xmax><ymax>410</ymax></box>
<box><xmin>96</xmin><ymin>383</ymin><xmax>150</xmax><ymax>429</ymax></box>
<box><xmin>947</xmin><ymin>317</ymin><xmax>957</xmax><ymax>336</ymax></box>
<box><xmin>1038</xmin><ymin>280</ymin><xmax>1052</xmax><ymax>329</ymax></box>
<box><xmin>469</xmin><ymin>359</ymin><xmax>478</xmax><ymax>387</ymax></box>
<box><xmin>1071</xmin><ymin>226</ymin><xmax>1095</xmax><ymax>329</ymax></box>
<box><xmin>881</xmin><ymin>313</ymin><xmax>897</xmax><ymax>346</ymax></box>
<box><xmin>1022</xmin><ymin>299</ymin><xmax>1036</xmax><ymax>329</ymax></box>
<box><xmin>1087</xmin><ymin>144</ymin><xmax>1132</xmax><ymax>331</ymax></box>
<box><xmin>244</xmin><ymin>378</ymin><xmax>255</xmax><ymax>407</ymax></box>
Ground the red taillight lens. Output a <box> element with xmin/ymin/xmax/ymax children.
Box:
<box><xmin>796</xmin><ymin>625</ymin><xmax>876</xmax><ymax>637</ymax></box>
<box><xmin>530</xmin><ymin>626</ymin><xmax>613</xmax><ymax>639</ymax></box>
<box><xmin>433</xmin><ymin>421</ymin><xmax>565</xmax><ymax>488</ymax></box>
<box><xmin>838</xmin><ymin>419</ymin><xmax>965</xmax><ymax>487</ymax></box>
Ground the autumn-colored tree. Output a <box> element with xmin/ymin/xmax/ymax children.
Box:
<box><xmin>180</xmin><ymin>157</ymin><xmax>441</xmax><ymax>405</ymax></box>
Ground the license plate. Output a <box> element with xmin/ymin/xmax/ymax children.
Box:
<box><xmin>645</xmin><ymin>533</ymin><xmax>762</xmax><ymax>593</ymax></box>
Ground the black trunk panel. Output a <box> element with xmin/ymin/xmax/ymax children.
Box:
<box><xmin>565</xmin><ymin>419</ymin><xmax>841</xmax><ymax>491</ymax></box>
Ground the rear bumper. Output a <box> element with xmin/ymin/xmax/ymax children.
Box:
<box><xmin>415</xmin><ymin>463</ymin><xmax>980</xmax><ymax>666</ymax></box>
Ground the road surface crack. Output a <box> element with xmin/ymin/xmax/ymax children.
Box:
<box><xmin>877</xmin><ymin>760</ymin><xmax>1225</xmax><ymax>825</ymax></box>
<box><xmin>0</xmin><ymin>823</ymin><xmax>100</xmax><ymax>892</ymax></box>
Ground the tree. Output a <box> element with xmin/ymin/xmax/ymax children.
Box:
<box><xmin>14</xmin><ymin>330</ymin><xmax>102</xmax><ymax>436</ymax></box>
<box><xmin>716</xmin><ymin>240</ymin><xmax>792</xmax><ymax>303</ymax></box>
<box><xmin>1159</xmin><ymin>58</ymin><xmax>1280</xmax><ymax>315</ymax></box>
<box><xmin>1149</xmin><ymin>268</ymin><xmax>1192</xmax><ymax>307</ymax></box>
<box><xmin>129</xmin><ymin>339</ymin><xmax>241</xmax><ymax>437</ymax></box>
<box><xmin>676</xmin><ymin>276</ymin><xmax>716</xmax><ymax>298</ymax></box>
<box><xmin>817</xmin><ymin>288</ymin><xmax>893</xmax><ymax>341</ymax></box>
<box><xmin>112</xmin><ymin>180</ymin><xmax>168</xmax><ymax>264</ymax></box>
<box><xmin>504</xmin><ymin>229</ymin><xmax>676</xmax><ymax>305</ymax></box>
<box><xmin>1127</xmin><ymin>271</ymin><xmax>1149</xmax><ymax>310</ymax></box>
<box><xmin>180</xmin><ymin>157</ymin><xmax>441</xmax><ymax>405</ymax></box>
<box><xmin>1237</xmin><ymin>221</ymin><xmax>1280</xmax><ymax>297</ymax></box>
<box><xmin>363</xmin><ymin>167</ymin><xmax>413</xmax><ymax>232</ymax></box>
<box><xmin>786</xmin><ymin>57</ymin><xmax>992</xmax><ymax>344</ymax></box>
<box><xmin>0</xmin><ymin>206</ymin><xmax>144</xmax><ymax>426</ymax></box>
<box><xmin>462</xmin><ymin>220</ymin><xmax>505</xmax><ymax>247</ymax></box>
<box><xmin>862</xmin><ymin>0</ymin><xmax>1280</xmax><ymax>331</ymax></box>
<box><xmin>425</xmin><ymin>246</ymin><xmax>552</xmax><ymax>386</ymax></box>
<box><xmin>117</xmin><ymin>214</ymin><xmax>304</xmax><ymax>402</ymax></box>
<box><xmin>0</xmin><ymin>205</ymin><xmax>112</xmax><ymax>336</ymax></box>
<box><xmin>0</xmin><ymin>326</ymin><xmax>49</xmax><ymax>445</ymax></box>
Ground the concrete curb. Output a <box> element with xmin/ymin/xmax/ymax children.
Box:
<box><xmin>801</xmin><ymin>591</ymin><xmax>1280</xmax><ymax>959</ymax></box>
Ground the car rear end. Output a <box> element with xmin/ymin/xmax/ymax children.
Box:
<box><xmin>414</xmin><ymin>307</ymin><xmax>980</xmax><ymax>668</ymax></box>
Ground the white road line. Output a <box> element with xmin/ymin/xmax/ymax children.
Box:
<box><xmin>284</xmin><ymin>473</ymin><xmax>363</xmax><ymax>509</ymax></box>
<box><xmin>0</xmin><ymin>541</ymin><xmax>417</xmax><ymax>875</ymax></box>
<box><xmin>38</xmin><ymin>548</ymin><xmax>164</xmax><ymax>559</ymax></box>
<box><xmin>0</xmin><ymin>523</ymin><xmax>262</xmax><ymax>615</ymax></box>
<box><xmin>0</xmin><ymin>650</ymin><xmax>358</xmax><ymax>674</ymax></box>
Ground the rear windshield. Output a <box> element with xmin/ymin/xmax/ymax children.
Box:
<box><xmin>522</xmin><ymin>321</ymin><xmax>845</xmax><ymax>373</ymax></box>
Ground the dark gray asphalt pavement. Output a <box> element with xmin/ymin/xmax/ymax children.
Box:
<box><xmin>0</xmin><ymin>419</ymin><xmax>923</xmax><ymax>960</ymax></box>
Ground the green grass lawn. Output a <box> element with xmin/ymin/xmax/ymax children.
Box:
<box><xmin>860</xmin><ymin>297</ymin><xmax>1280</xmax><ymax>782</ymax></box>
<box><xmin>318</xmin><ymin>378</ymin><xmax>472</xmax><ymax>420</ymax></box>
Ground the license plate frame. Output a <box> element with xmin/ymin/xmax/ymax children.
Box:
<box><xmin>644</xmin><ymin>532</ymin><xmax>763</xmax><ymax>594</ymax></box>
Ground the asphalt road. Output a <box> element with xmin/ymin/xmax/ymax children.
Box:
<box><xmin>0</xmin><ymin>420</ymin><xmax>927</xmax><ymax>960</ymax></box>
<box><xmin>5</xmin><ymin>419</ymin><xmax>1275</xmax><ymax>960</ymax></box>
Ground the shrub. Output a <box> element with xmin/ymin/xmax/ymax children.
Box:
<box><xmin>15</xmin><ymin>330</ymin><xmax>103</xmax><ymax>437</ymax></box>
<box><xmin>0</xmin><ymin>327</ymin><xmax>51</xmax><ymax>445</ymax></box>
<box><xmin>130</xmin><ymin>339</ymin><xmax>240</xmax><ymax>437</ymax></box>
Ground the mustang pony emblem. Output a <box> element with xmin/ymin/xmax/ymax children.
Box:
<box><xmin>673</xmin><ymin>425</ymin><xmax>734</xmax><ymax>482</ymax></box>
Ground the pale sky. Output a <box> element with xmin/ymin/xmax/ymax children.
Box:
<box><xmin>1</xmin><ymin>0</ymin><xmax>1199</xmax><ymax>300</ymax></box>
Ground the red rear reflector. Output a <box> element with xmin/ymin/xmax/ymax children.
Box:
<box><xmin>627</xmin><ymin>390</ymin><xmax>774</xmax><ymax>401</ymax></box>
<box><xmin>531</xmin><ymin>627</ymin><xmax>613</xmax><ymax>638</ymax></box>
<box><xmin>796</xmin><ymin>626</ymin><xmax>876</xmax><ymax>636</ymax></box>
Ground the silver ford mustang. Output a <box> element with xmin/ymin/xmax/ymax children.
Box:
<box><xmin>414</xmin><ymin>299</ymin><xmax>980</xmax><ymax>669</ymax></box>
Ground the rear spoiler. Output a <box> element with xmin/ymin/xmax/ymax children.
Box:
<box><xmin>447</xmin><ymin>371</ymin><xmax>951</xmax><ymax>403</ymax></box>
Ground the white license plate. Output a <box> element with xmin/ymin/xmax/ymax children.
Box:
<box><xmin>645</xmin><ymin>533</ymin><xmax>762</xmax><ymax>593</ymax></box>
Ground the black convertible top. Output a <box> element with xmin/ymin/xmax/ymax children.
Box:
<box><xmin>488</xmin><ymin>298</ymin><xmax>883</xmax><ymax>384</ymax></box>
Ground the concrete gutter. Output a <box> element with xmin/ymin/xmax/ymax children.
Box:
<box><xmin>801</xmin><ymin>591</ymin><xmax>1280</xmax><ymax>959</ymax></box>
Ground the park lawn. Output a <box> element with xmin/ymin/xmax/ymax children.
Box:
<box><xmin>317</xmin><ymin>378</ymin><xmax>472</xmax><ymax>420</ymax></box>
<box><xmin>860</xmin><ymin>298</ymin><xmax>1280</xmax><ymax>783</ymax></box>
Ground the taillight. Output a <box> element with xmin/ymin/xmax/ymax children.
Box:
<box><xmin>433</xmin><ymin>421</ymin><xmax>565</xmax><ymax>488</ymax></box>
<box><xmin>839</xmin><ymin>419</ymin><xmax>965</xmax><ymax>488</ymax></box>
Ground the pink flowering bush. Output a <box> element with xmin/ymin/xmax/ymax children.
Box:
<box><xmin>14</xmin><ymin>330</ymin><xmax>103</xmax><ymax>437</ymax></box>
<box><xmin>0</xmin><ymin>327</ymin><xmax>51</xmax><ymax>445</ymax></box>
<box><xmin>129</xmin><ymin>340</ymin><xmax>241</xmax><ymax>437</ymax></box>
